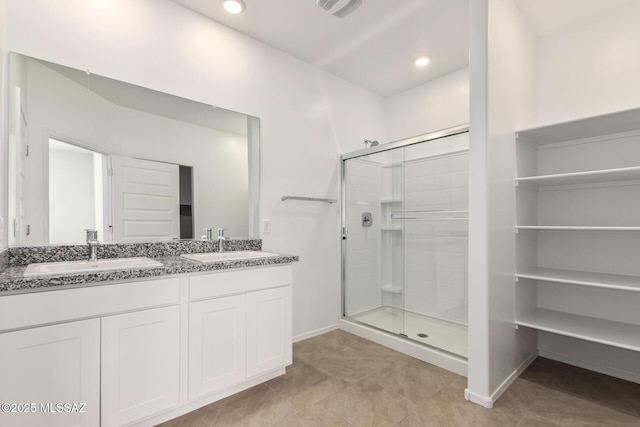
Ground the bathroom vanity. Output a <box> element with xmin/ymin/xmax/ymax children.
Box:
<box><xmin>0</xmin><ymin>242</ymin><xmax>297</xmax><ymax>427</ymax></box>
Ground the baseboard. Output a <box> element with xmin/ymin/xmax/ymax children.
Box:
<box><xmin>465</xmin><ymin>388</ymin><xmax>494</xmax><ymax>408</ymax></box>
<box><xmin>491</xmin><ymin>352</ymin><xmax>538</xmax><ymax>403</ymax></box>
<box><xmin>338</xmin><ymin>318</ymin><xmax>467</xmax><ymax>377</ymax></box>
<box><xmin>135</xmin><ymin>368</ymin><xmax>285</xmax><ymax>426</ymax></box>
<box><xmin>465</xmin><ymin>351</ymin><xmax>538</xmax><ymax>409</ymax></box>
<box><xmin>539</xmin><ymin>349</ymin><xmax>640</xmax><ymax>384</ymax></box>
<box><xmin>293</xmin><ymin>323</ymin><xmax>339</xmax><ymax>343</ymax></box>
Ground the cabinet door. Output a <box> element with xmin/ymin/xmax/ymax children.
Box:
<box><xmin>0</xmin><ymin>319</ymin><xmax>100</xmax><ymax>427</ymax></box>
<box><xmin>246</xmin><ymin>286</ymin><xmax>292</xmax><ymax>378</ymax></box>
<box><xmin>188</xmin><ymin>295</ymin><xmax>246</xmax><ymax>400</ymax></box>
<box><xmin>101</xmin><ymin>306</ymin><xmax>180</xmax><ymax>427</ymax></box>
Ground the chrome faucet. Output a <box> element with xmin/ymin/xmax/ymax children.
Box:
<box><xmin>201</xmin><ymin>227</ymin><xmax>213</xmax><ymax>241</ymax></box>
<box><xmin>85</xmin><ymin>229</ymin><xmax>100</xmax><ymax>262</ymax></box>
<box><xmin>217</xmin><ymin>228</ymin><xmax>227</xmax><ymax>252</ymax></box>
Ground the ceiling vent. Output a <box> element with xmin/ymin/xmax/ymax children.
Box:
<box><xmin>316</xmin><ymin>0</ymin><xmax>363</xmax><ymax>18</ymax></box>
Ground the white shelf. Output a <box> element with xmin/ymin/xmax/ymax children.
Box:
<box><xmin>516</xmin><ymin>309</ymin><xmax>640</xmax><ymax>352</ymax></box>
<box><xmin>516</xmin><ymin>268</ymin><xmax>640</xmax><ymax>292</ymax></box>
<box><xmin>516</xmin><ymin>107</ymin><xmax>640</xmax><ymax>145</ymax></box>
<box><xmin>381</xmin><ymin>163</ymin><xmax>402</xmax><ymax>168</ymax></box>
<box><xmin>381</xmin><ymin>285</ymin><xmax>403</xmax><ymax>294</ymax></box>
<box><xmin>381</xmin><ymin>227</ymin><xmax>403</xmax><ymax>232</ymax></box>
<box><xmin>517</xmin><ymin>166</ymin><xmax>640</xmax><ymax>187</ymax></box>
<box><xmin>380</xmin><ymin>199</ymin><xmax>402</xmax><ymax>204</ymax></box>
<box><xmin>515</xmin><ymin>226</ymin><xmax>640</xmax><ymax>231</ymax></box>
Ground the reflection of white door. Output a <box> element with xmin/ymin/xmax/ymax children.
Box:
<box><xmin>111</xmin><ymin>156</ymin><xmax>179</xmax><ymax>242</ymax></box>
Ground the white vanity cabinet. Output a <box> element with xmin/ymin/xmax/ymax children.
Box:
<box><xmin>0</xmin><ymin>319</ymin><xmax>101</xmax><ymax>427</ymax></box>
<box><xmin>0</xmin><ymin>262</ymin><xmax>294</xmax><ymax>426</ymax></box>
<box><xmin>101</xmin><ymin>306</ymin><xmax>180</xmax><ymax>427</ymax></box>
<box><xmin>188</xmin><ymin>265</ymin><xmax>292</xmax><ymax>401</ymax></box>
<box><xmin>0</xmin><ymin>277</ymin><xmax>181</xmax><ymax>427</ymax></box>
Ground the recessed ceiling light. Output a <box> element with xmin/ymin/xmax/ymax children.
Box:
<box><xmin>221</xmin><ymin>0</ymin><xmax>246</xmax><ymax>14</ymax></box>
<box><xmin>414</xmin><ymin>56</ymin><xmax>431</xmax><ymax>67</ymax></box>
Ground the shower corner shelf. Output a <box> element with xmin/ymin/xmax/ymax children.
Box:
<box><xmin>381</xmin><ymin>226</ymin><xmax>403</xmax><ymax>232</ymax></box>
<box><xmin>381</xmin><ymin>285</ymin><xmax>403</xmax><ymax>294</ymax></box>
<box><xmin>380</xmin><ymin>199</ymin><xmax>402</xmax><ymax>204</ymax></box>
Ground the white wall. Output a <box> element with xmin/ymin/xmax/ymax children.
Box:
<box><xmin>467</xmin><ymin>0</ymin><xmax>538</xmax><ymax>407</ymax></box>
<box><xmin>385</xmin><ymin>68</ymin><xmax>470</xmax><ymax>142</ymax></box>
<box><xmin>536</xmin><ymin>0</ymin><xmax>640</xmax><ymax>125</ymax></box>
<box><xmin>48</xmin><ymin>142</ymin><xmax>98</xmax><ymax>244</ymax></box>
<box><xmin>0</xmin><ymin>0</ymin><xmax>7</xmax><ymax>253</ymax></box>
<box><xmin>4</xmin><ymin>0</ymin><xmax>387</xmax><ymax>338</ymax></box>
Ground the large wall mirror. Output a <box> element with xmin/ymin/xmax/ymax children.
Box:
<box><xmin>7</xmin><ymin>52</ymin><xmax>260</xmax><ymax>246</ymax></box>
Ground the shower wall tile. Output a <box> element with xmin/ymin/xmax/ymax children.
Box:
<box><xmin>403</xmin><ymin>152</ymin><xmax>469</xmax><ymax>325</ymax></box>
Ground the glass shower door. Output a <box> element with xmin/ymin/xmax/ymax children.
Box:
<box><xmin>342</xmin><ymin>129</ymin><xmax>469</xmax><ymax>358</ymax></box>
<box><xmin>343</xmin><ymin>147</ymin><xmax>405</xmax><ymax>335</ymax></box>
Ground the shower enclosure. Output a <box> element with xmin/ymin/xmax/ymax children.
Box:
<box><xmin>341</xmin><ymin>126</ymin><xmax>469</xmax><ymax>358</ymax></box>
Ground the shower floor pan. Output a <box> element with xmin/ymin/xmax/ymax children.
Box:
<box><xmin>349</xmin><ymin>306</ymin><xmax>468</xmax><ymax>358</ymax></box>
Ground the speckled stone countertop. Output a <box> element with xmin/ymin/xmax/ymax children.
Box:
<box><xmin>7</xmin><ymin>239</ymin><xmax>263</xmax><ymax>267</ymax></box>
<box><xmin>0</xmin><ymin>240</ymin><xmax>298</xmax><ymax>294</ymax></box>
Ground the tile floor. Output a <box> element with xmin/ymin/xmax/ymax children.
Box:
<box><xmin>159</xmin><ymin>330</ymin><xmax>640</xmax><ymax>426</ymax></box>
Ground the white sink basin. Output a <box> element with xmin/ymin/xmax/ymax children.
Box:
<box><xmin>180</xmin><ymin>251</ymin><xmax>279</xmax><ymax>263</ymax></box>
<box><xmin>24</xmin><ymin>257</ymin><xmax>163</xmax><ymax>277</ymax></box>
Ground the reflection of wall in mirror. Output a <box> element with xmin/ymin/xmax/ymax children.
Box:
<box><xmin>8</xmin><ymin>54</ymin><xmax>31</xmax><ymax>246</ymax></box>
<box><xmin>48</xmin><ymin>138</ymin><xmax>104</xmax><ymax>244</ymax></box>
<box><xmin>19</xmin><ymin>56</ymin><xmax>249</xmax><ymax>244</ymax></box>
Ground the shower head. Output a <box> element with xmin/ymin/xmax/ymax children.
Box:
<box><xmin>316</xmin><ymin>0</ymin><xmax>363</xmax><ymax>18</ymax></box>
<box><xmin>364</xmin><ymin>139</ymin><xmax>379</xmax><ymax>148</ymax></box>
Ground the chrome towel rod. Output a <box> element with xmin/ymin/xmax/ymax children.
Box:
<box><xmin>281</xmin><ymin>196</ymin><xmax>337</xmax><ymax>204</ymax></box>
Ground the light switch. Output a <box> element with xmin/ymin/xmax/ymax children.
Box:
<box><xmin>262</xmin><ymin>219</ymin><xmax>271</xmax><ymax>234</ymax></box>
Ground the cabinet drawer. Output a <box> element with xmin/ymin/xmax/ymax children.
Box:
<box><xmin>0</xmin><ymin>277</ymin><xmax>180</xmax><ymax>332</ymax></box>
<box><xmin>189</xmin><ymin>265</ymin><xmax>292</xmax><ymax>301</ymax></box>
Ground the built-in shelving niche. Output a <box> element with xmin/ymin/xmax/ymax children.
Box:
<box><xmin>514</xmin><ymin>107</ymin><xmax>640</xmax><ymax>355</ymax></box>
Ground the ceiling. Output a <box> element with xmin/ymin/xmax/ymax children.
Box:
<box><xmin>171</xmin><ymin>0</ymin><xmax>634</xmax><ymax>98</ymax></box>
<box><xmin>171</xmin><ymin>0</ymin><xmax>470</xmax><ymax>98</ymax></box>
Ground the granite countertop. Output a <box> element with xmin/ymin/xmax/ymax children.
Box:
<box><xmin>0</xmin><ymin>253</ymin><xmax>298</xmax><ymax>294</ymax></box>
<box><xmin>0</xmin><ymin>240</ymin><xmax>298</xmax><ymax>294</ymax></box>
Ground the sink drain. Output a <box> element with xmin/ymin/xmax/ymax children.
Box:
<box><xmin>417</xmin><ymin>333</ymin><xmax>428</xmax><ymax>338</ymax></box>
